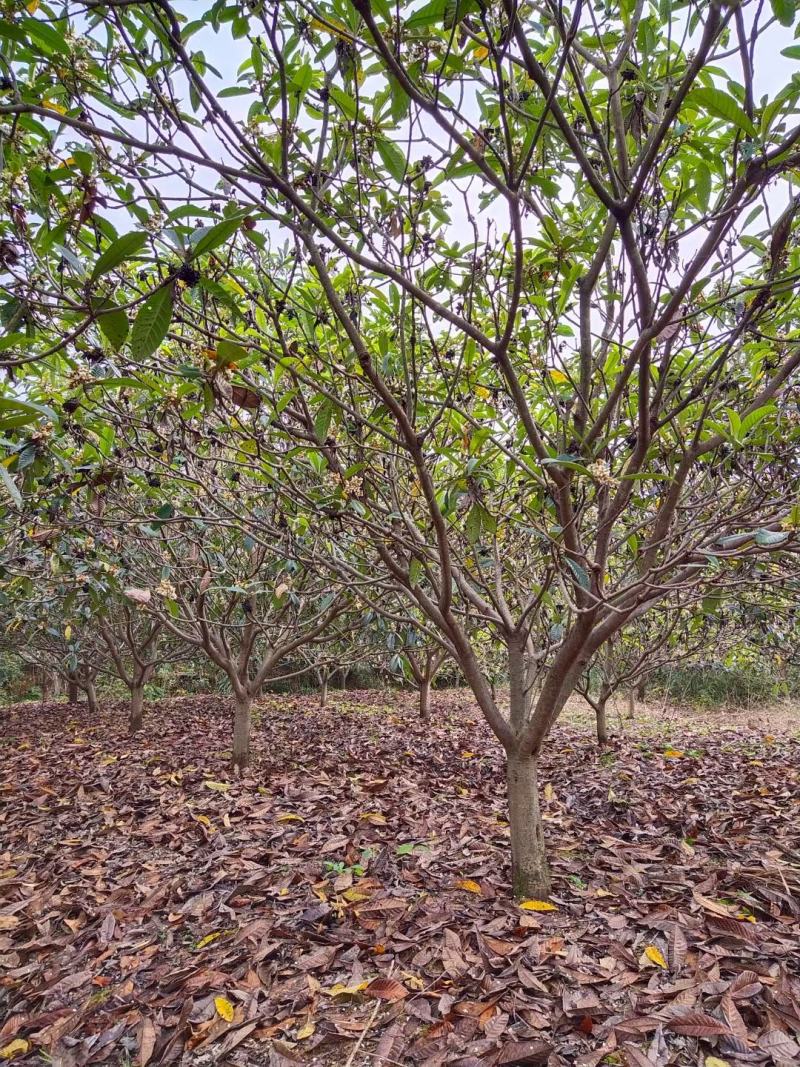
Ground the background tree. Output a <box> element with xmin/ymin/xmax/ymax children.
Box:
<box><xmin>2</xmin><ymin>0</ymin><xmax>800</xmax><ymax>895</ymax></box>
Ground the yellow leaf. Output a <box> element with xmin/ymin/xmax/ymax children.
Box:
<box><xmin>343</xmin><ymin>887</ymin><xmax>372</xmax><ymax>902</ymax></box>
<box><xmin>99</xmin><ymin>756</ymin><xmax>118</xmax><ymax>766</ymax></box>
<box><xmin>549</xmin><ymin>369</ymin><xmax>569</xmax><ymax>384</ymax></box>
<box><xmin>195</xmin><ymin>931</ymin><xmax>221</xmax><ymax>949</ymax></box>
<box><xmin>460</xmin><ymin>750</ymin><xmax>475</xmax><ymax>759</ymax></box>
<box><xmin>544</xmin><ymin>783</ymin><xmax>555</xmax><ymax>802</ymax></box>
<box><xmin>644</xmin><ymin>945</ymin><xmax>667</xmax><ymax>968</ymax></box>
<box><xmin>310</xmin><ymin>15</ymin><xmax>349</xmax><ymax>38</ymax></box>
<box><xmin>276</xmin><ymin>812</ymin><xmax>304</xmax><ymax>822</ymax></box>
<box><xmin>359</xmin><ymin>811</ymin><xmax>387</xmax><ymax>825</ymax></box>
<box><xmin>203</xmin><ymin>780</ymin><xmax>230</xmax><ymax>792</ymax></box>
<box><xmin>456</xmin><ymin>879</ymin><xmax>482</xmax><ymax>894</ymax></box>
<box><xmin>664</xmin><ymin>749</ymin><xmax>684</xmax><ymax>758</ymax></box>
<box><xmin>214</xmin><ymin>995</ymin><xmax>235</xmax><ymax>1022</ymax></box>
<box><xmin>296</xmin><ymin>1020</ymin><xmax>316</xmax><ymax>1040</ymax></box>
<box><xmin>1</xmin><ymin>1039</ymin><xmax>29</xmax><ymax>1061</ymax></box>
<box><xmin>194</xmin><ymin>814</ymin><xmax>213</xmax><ymax>829</ymax></box>
<box><xmin>42</xmin><ymin>99</ymin><xmax>67</xmax><ymax>114</ymax></box>
<box><xmin>26</xmin><ymin>0</ymin><xmax>40</xmax><ymax>11</ymax></box>
<box><xmin>520</xmin><ymin>900</ymin><xmax>557</xmax><ymax>911</ymax></box>
<box><xmin>327</xmin><ymin>981</ymin><xmax>368</xmax><ymax>997</ymax></box>
<box><xmin>705</xmin><ymin>1059</ymin><xmax>731</xmax><ymax>1067</ymax></box>
<box><xmin>473</xmin><ymin>45</ymin><xmax>490</xmax><ymax>60</ymax></box>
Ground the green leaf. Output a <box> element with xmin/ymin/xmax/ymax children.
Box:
<box><xmin>190</xmin><ymin>216</ymin><xmax>246</xmax><ymax>259</ymax></box>
<box><xmin>770</xmin><ymin>0</ymin><xmax>796</xmax><ymax>26</ymax></box>
<box><xmin>97</xmin><ymin>305</ymin><xmax>129</xmax><ymax>351</ymax></box>
<box><xmin>685</xmin><ymin>87</ymin><xmax>757</xmax><ymax>137</ymax></box>
<box><xmin>405</xmin><ymin>0</ymin><xmax>446</xmax><ymax>28</ymax></box>
<box><xmin>754</xmin><ymin>528</ymin><xmax>790</xmax><ymax>546</ymax></box>
<box><xmin>376</xmin><ymin>138</ymin><xmax>407</xmax><ymax>184</ymax></box>
<box><xmin>90</xmin><ymin>232</ymin><xmax>147</xmax><ymax>282</ymax></box>
<box><xmin>780</xmin><ymin>45</ymin><xmax>800</xmax><ymax>59</ymax></box>
<box><xmin>566</xmin><ymin>558</ymin><xmax>591</xmax><ymax>590</ymax></box>
<box><xmin>129</xmin><ymin>286</ymin><xmax>174</xmax><ymax>360</ymax></box>
<box><xmin>0</xmin><ymin>463</ymin><xmax>21</xmax><ymax>509</ymax></box>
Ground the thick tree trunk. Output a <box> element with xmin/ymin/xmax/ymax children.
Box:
<box><xmin>627</xmin><ymin>688</ymin><xmax>636</xmax><ymax>719</ymax></box>
<box><xmin>419</xmin><ymin>677</ymin><xmax>431</xmax><ymax>720</ymax></box>
<box><xmin>320</xmin><ymin>676</ymin><xmax>328</xmax><ymax>708</ymax></box>
<box><xmin>636</xmin><ymin>680</ymin><xmax>646</xmax><ymax>702</ymax></box>
<box><xmin>85</xmin><ymin>682</ymin><xmax>99</xmax><ymax>716</ymax></box>
<box><xmin>596</xmin><ymin>697</ymin><xmax>609</xmax><ymax>745</ymax></box>
<box><xmin>506</xmin><ymin>752</ymin><xmax>550</xmax><ymax>899</ymax></box>
<box><xmin>129</xmin><ymin>685</ymin><xmax>145</xmax><ymax>734</ymax></box>
<box><xmin>232</xmin><ymin>694</ymin><xmax>251</xmax><ymax>771</ymax></box>
<box><xmin>67</xmin><ymin>678</ymin><xmax>79</xmax><ymax>703</ymax></box>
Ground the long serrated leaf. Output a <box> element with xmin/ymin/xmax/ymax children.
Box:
<box><xmin>129</xmin><ymin>286</ymin><xmax>173</xmax><ymax>360</ymax></box>
<box><xmin>686</xmin><ymin>87</ymin><xmax>756</xmax><ymax>137</ymax></box>
<box><xmin>90</xmin><ymin>232</ymin><xmax>147</xmax><ymax>282</ymax></box>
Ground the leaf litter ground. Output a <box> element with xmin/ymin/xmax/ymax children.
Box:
<box><xmin>1</xmin><ymin>692</ymin><xmax>799</xmax><ymax>1067</ymax></box>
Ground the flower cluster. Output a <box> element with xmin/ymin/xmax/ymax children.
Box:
<box><xmin>587</xmin><ymin>460</ymin><xmax>619</xmax><ymax>489</ymax></box>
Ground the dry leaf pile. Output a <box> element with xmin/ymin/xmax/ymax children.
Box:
<box><xmin>1</xmin><ymin>691</ymin><xmax>798</xmax><ymax>1067</ymax></box>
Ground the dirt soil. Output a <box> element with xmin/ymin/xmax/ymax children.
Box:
<box><xmin>1</xmin><ymin>690</ymin><xmax>799</xmax><ymax>1067</ymax></box>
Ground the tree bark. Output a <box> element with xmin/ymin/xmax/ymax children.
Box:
<box><xmin>596</xmin><ymin>697</ymin><xmax>609</xmax><ymax>745</ymax></box>
<box><xmin>85</xmin><ymin>682</ymin><xmax>99</xmax><ymax>716</ymax></box>
<box><xmin>129</xmin><ymin>685</ymin><xmax>145</xmax><ymax>734</ymax></box>
<box><xmin>627</xmin><ymin>688</ymin><xmax>636</xmax><ymax>719</ymax></box>
<box><xmin>506</xmin><ymin>751</ymin><xmax>550</xmax><ymax>899</ymax></box>
<box><xmin>67</xmin><ymin>677</ymin><xmax>79</xmax><ymax>703</ymax></box>
<box><xmin>232</xmin><ymin>694</ymin><xmax>251</xmax><ymax>771</ymax></box>
<box><xmin>41</xmin><ymin>671</ymin><xmax>53</xmax><ymax>703</ymax></box>
<box><xmin>320</xmin><ymin>676</ymin><xmax>328</xmax><ymax>708</ymax></box>
<box><xmin>636</xmin><ymin>680</ymin><xmax>646</xmax><ymax>702</ymax></box>
<box><xmin>419</xmin><ymin>677</ymin><xmax>431</xmax><ymax>720</ymax></box>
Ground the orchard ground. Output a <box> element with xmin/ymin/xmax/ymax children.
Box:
<box><xmin>1</xmin><ymin>690</ymin><xmax>799</xmax><ymax>1067</ymax></box>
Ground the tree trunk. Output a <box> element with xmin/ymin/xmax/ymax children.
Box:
<box><xmin>419</xmin><ymin>677</ymin><xmax>431</xmax><ymax>720</ymax></box>
<box><xmin>636</xmin><ymin>680</ymin><xmax>646</xmax><ymax>702</ymax></box>
<box><xmin>596</xmin><ymin>697</ymin><xmax>609</xmax><ymax>745</ymax></box>
<box><xmin>232</xmin><ymin>694</ymin><xmax>251</xmax><ymax>772</ymax></box>
<box><xmin>67</xmin><ymin>678</ymin><xmax>79</xmax><ymax>703</ymax></box>
<box><xmin>627</xmin><ymin>688</ymin><xmax>636</xmax><ymax>719</ymax></box>
<box><xmin>129</xmin><ymin>685</ymin><xmax>145</xmax><ymax>734</ymax></box>
<box><xmin>85</xmin><ymin>682</ymin><xmax>99</xmax><ymax>716</ymax></box>
<box><xmin>41</xmin><ymin>671</ymin><xmax>53</xmax><ymax>703</ymax></box>
<box><xmin>320</xmin><ymin>676</ymin><xmax>328</xmax><ymax>708</ymax></box>
<box><xmin>506</xmin><ymin>752</ymin><xmax>550</xmax><ymax>899</ymax></box>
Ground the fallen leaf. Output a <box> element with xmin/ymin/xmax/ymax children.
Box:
<box><xmin>644</xmin><ymin>945</ymin><xmax>667</xmax><ymax>969</ymax></box>
<box><xmin>520</xmin><ymin>900</ymin><xmax>557</xmax><ymax>911</ymax></box>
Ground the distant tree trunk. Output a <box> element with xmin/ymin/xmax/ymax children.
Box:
<box><xmin>338</xmin><ymin>666</ymin><xmax>351</xmax><ymax>690</ymax></box>
<box><xmin>129</xmin><ymin>685</ymin><xmax>145</xmax><ymax>734</ymax></box>
<box><xmin>419</xmin><ymin>676</ymin><xmax>431</xmax><ymax>720</ymax></box>
<box><xmin>232</xmin><ymin>693</ymin><xmax>251</xmax><ymax>771</ymax></box>
<box><xmin>636</xmin><ymin>680</ymin><xmax>646</xmax><ymax>702</ymax></box>
<box><xmin>627</xmin><ymin>688</ymin><xmax>636</xmax><ymax>719</ymax></box>
<box><xmin>596</xmin><ymin>696</ymin><xmax>609</xmax><ymax>745</ymax></box>
<box><xmin>67</xmin><ymin>676</ymin><xmax>79</xmax><ymax>703</ymax></box>
<box><xmin>320</xmin><ymin>674</ymin><xmax>329</xmax><ymax>708</ymax></box>
<box><xmin>85</xmin><ymin>682</ymin><xmax>99</xmax><ymax>716</ymax></box>
<box><xmin>41</xmin><ymin>670</ymin><xmax>54</xmax><ymax>703</ymax></box>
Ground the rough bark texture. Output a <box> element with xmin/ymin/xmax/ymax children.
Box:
<box><xmin>627</xmin><ymin>689</ymin><xmax>636</xmax><ymax>719</ymax></box>
<box><xmin>129</xmin><ymin>686</ymin><xmax>144</xmax><ymax>734</ymax></box>
<box><xmin>67</xmin><ymin>679</ymin><xmax>79</xmax><ymax>704</ymax></box>
<box><xmin>419</xmin><ymin>678</ymin><xmax>431</xmax><ymax>720</ymax></box>
<box><xmin>232</xmin><ymin>695</ymin><xmax>251</xmax><ymax>771</ymax></box>
<box><xmin>596</xmin><ymin>698</ymin><xmax>609</xmax><ymax>745</ymax></box>
<box><xmin>636</xmin><ymin>680</ymin><xmax>646</xmax><ymax>701</ymax></box>
<box><xmin>320</xmin><ymin>677</ymin><xmax>328</xmax><ymax>708</ymax></box>
<box><xmin>506</xmin><ymin>752</ymin><xmax>551</xmax><ymax>899</ymax></box>
<box><xmin>85</xmin><ymin>683</ymin><xmax>99</xmax><ymax>717</ymax></box>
